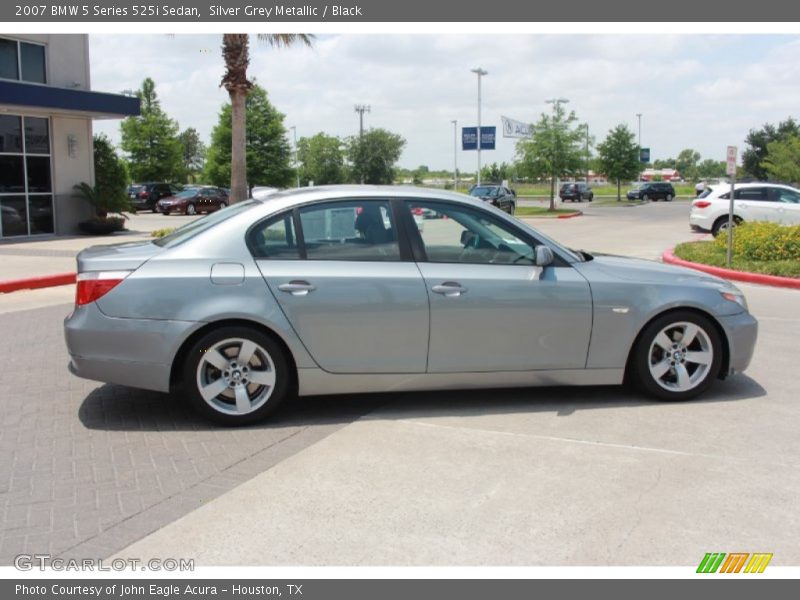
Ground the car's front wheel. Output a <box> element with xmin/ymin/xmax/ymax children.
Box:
<box><xmin>630</xmin><ymin>311</ymin><xmax>722</xmax><ymax>401</ymax></box>
<box><xmin>183</xmin><ymin>327</ymin><xmax>290</xmax><ymax>425</ymax></box>
<box><xmin>642</xmin><ymin>194</ymin><xmax>650</xmax><ymax>202</ymax></box>
<box><xmin>185</xmin><ymin>203</ymin><xmax>197</xmax><ymax>216</ymax></box>
<box><xmin>666</xmin><ymin>193</ymin><xmax>674</xmax><ymax>202</ymax></box>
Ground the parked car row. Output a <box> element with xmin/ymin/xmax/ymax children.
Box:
<box><xmin>127</xmin><ymin>183</ymin><xmax>231</xmax><ymax>215</ymax></box>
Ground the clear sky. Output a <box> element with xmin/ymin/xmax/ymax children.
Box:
<box><xmin>90</xmin><ymin>34</ymin><xmax>800</xmax><ymax>171</ymax></box>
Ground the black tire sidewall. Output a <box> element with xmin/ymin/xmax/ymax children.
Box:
<box><xmin>631</xmin><ymin>311</ymin><xmax>723</xmax><ymax>401</ymax></box>
<box><xmin>183</xmin><ymin>326</ymin><xmax>290</xmax><ymax>426</ymax></box>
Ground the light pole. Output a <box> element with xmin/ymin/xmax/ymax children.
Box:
<box><xmin>290</xmin><ymin>125</ymin><xmax>299</xmax><ymax>188</ymax></box>
<box><xmin>354</xmin><ymin>104</ymin><xmax>370</xmax><ymax>137</ymax></box>
<box><xmin>545</xmin><ymin>98</ymin><xmax>569</xmax><ymax>208</ymax></box>
<box><xmin>451</xmin><ymin>119</ymin><xmax>458</xmax><ymax>191</ymax></box>
<box><xmin>636</xmin><ymin>113</ymin><xmax>642</xmax><ymax>182</ymax></box>
<box><xmin>471</xmin><ymin>67</ymin><xmax>488</xmax><ymax>186</ymax></box>
<box><xmin>583</xmin><ymin>123</ymin><xmax>590</xmax><ymax>183</ymax></box>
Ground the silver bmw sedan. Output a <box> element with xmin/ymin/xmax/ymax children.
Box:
<box><xmin>64</xmin><ymin>186</ymin><xmax>757</xmax><ymax>425</ymax></box>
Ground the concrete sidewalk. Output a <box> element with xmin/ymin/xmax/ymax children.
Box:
<box><xmin>0</xmin><ymin>212</ymin><xmax>197</xmax><ymax>284</ymax></box>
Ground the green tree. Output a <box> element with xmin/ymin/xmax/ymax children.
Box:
<box><xmin>119</xmin><ymin>78</ymin><xmax>184</xmax><ymax>182</ymax></box>
<box><xmin>178</xmin><ymin>127</ymin><xmax>206</xmax><ymax>183</ymax></box>
<box><xmin>653</xmin><ymin>157</ymin><xmax>677</xmax><ymax>170</ymax></box>
<box><xmin>675</xmin><ymin>148</ymin><xmax>702</xmax><ymax>181</ymax></box>
<box><xmin>297</xmin><ymin>132</ymin><xmax>346</xmax><ymax>186</ymax></box>
<box><xmin>220</xmin><ymin>34</ymin><xmax>313</xmax><ymax>203</ymax></box>
<box><xmin>73</xmin><ymin>134</ymin><xmax>130</xmax><ymax>219</ymax></box>
<box><xmin>761</xmin><ymin>136</ymin><xmax>800</xmax><ymax>183</ymax></box>
<box><xmin>481</xmin><ymin>162</ymin><xmax>513</xmax><ymax>183</ymax></box>
<box><xmin>347</xmin><ymin>128</ymin><xmax>406</xmax><ymax>185</ymax></box>
<box><xmin>597</xmin><ymin>124</ymin><xmax>641</xmax><ymax>201</ymax></box>
<box><xmin>205</xmin><ymin>84</ymin><xmax>294</xmax><ymax>191</ymax></box>
<box><xmin>515</xmin><ymin>104</ymin><xmax>586</xmax><ymax>210</ymax></box>
<box><xmin>697</xmin><ymin>159</ymin><xmax>727</xmax><ymax>179</ymax></box>
<box><xmin>742</xmin><ymin>118</ymin><xmax>800</xmax><ymax>180</ymax></box>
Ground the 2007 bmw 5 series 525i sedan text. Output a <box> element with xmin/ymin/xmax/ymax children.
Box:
<box><xmin>64</xmin><ymin>186</ymin><xmax>758</xmax><ymax>425</ymax></box>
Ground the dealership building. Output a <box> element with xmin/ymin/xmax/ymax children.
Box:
<box><xmin>0</xmin><ymin>34</ymin><xmax>139</xmax><ymax>239</ymax></box>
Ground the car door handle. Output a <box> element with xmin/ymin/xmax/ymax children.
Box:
<box><xmin>278</xmin><ymin>281</ymin><xmax>316</xmax><ymax>296</ymax></box>
<box><xmin>431</xmin><ymin>282</ymin><xmax>467</xmax><ymax>297</ymax></box>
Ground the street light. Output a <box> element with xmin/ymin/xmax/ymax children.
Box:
<box><xmin>545</xmin><ymin>98</ymin><xmax>569</xmax><ymax>207</ymax></box>
<box><xmin>636</xmin><ymin>113</ymin><xmax>643</xmax><ymax>182</ymax></box>
<box><xmin>451</xmin><ymin>119</ymin><xmax>458</xmax><ymax>191</ymax></box>
<box><xmin>471</xmin><ymin>67</ymin><xmax>488</xmax><ymax>186</ymax></box>
<box><xmin>290</xmin><ymin>125</ymin><xmax>299</xmax><ymax>188</ymax></box>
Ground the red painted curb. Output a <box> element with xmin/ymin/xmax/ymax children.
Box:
<box><xmin>557</xmin><ymin>211</ymin><xmax>583</xmax><ymax>219</ymax></box>
<box><xmin>0</xmin><ymin>272</ymin><xmax>76</xmax><ymax>294</ymax></box>
<box><xmin>662</xmin><ymin>248</ymin><xmax>800</xmax><ymax>290</ymax></box>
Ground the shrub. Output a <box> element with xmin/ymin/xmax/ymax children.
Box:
<box><xmin>78</xmin><ymin>217</ymin><xmax>126</xmax><ymax>235</ymax></box>
<box><xmin>713</xmin><ymin>221</ymin><xmax>800</xmax><ymax>261</ymax></box>
<box><xmin>151</xmin><ymin>227</ymin><xmax>176</xmax><ymax>238</ymax></box>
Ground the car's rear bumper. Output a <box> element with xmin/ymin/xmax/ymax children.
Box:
<box><xmin>64</xmin><ymin>302</ymin><xmax>201</xmax><ymax>392</ymax></box>
<box><xmin>689</xmin><ymin>212</ymin><xmax>715</xmax><ymax>231</ymax></box>
<box><xmin>718</xmin><ymin>311</ymin><xmax>758</xmax><ymax>376</ymax></box>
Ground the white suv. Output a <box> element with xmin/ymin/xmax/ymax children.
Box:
<box><xmin>689</xmin><ymin>182</ymin><xmax>800</xmax><ymax>236</ymax></box>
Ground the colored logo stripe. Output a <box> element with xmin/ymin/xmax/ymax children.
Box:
<box><xmin>697</xmin><ymin>552</ymin><xmax>772</xmax><ymax>573</ymax></box>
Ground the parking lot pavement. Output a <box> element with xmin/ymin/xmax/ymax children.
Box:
<box><xmin>2</xmin><ymin>201</ymin><xmax>798</xmax><ymax>566</ymax></box>
<box><xmin>113</xmin><ymin>283</ymin><xmax>800</xmax><ymax>565</ymax></box>
<box><xmin>0</xmin><ymin>303</ymin><xmax>391</xmax><ymax>564</ymax></box>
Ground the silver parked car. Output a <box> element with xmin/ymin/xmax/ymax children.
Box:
<box><xmin>65</xmin><ymin>186</ymin><xmax>758</xmax><ymax>425</ymax></box>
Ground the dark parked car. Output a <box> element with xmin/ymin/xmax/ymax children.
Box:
<box><xmin>468</xmin><ymin>184</ymin><xmax>516</xmax><ymax>214</ymax></box>
<box><xmin>627</xmin><ymin>182</ymin><xmax>676</xmax><ymax>202</ymax></box>
<box><xmin>559</xmin><ymin>182</ymin><xmax>594</xmax><ymax>202</ymax></box>
<box><xmin>129</xmin><ymin>183</ymin><xmax>183</xmax><ymax>212</ymax></box>
<box><xmin>157</xmin><ymin>186</ymin><xmax>229</xmax><ymax>215</ymax></box>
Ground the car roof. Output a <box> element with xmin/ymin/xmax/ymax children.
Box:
<box><xmin>708</xmin><ymin>182</ymin><xmax>797</xmax><ymax>191</ymax></box>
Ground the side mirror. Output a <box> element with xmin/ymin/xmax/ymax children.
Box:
<box><xmin>535</xmin><ymin>246</ymin><xmax>554</xmax><ymax>267</ymax></box>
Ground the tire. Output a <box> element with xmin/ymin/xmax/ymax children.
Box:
<box><xmin>219</xmin><ymin>201</ymin><xmax>227</xmax><ymax>210</ymax></box>
<box><xmin>508</xmin><ymin>202</ymin><xmax>515</xmax><ymax>215</ymax></box>
<box><xmin>588</xmin><ymin>193</ymin><xmax>593</xmax><ymax>202</ymax></box>
<box><xmin>642</xmin><ymin>194</ymin><xmax>650</xmax><ymax>202</ymax></box>
<box><xmin>151</xmin><ymin>199</ymin><xmax>158</xmax><ymax>213</ymax></box>
<box><xmin>576</xmin><ymin>193</ymin><xmax>582</xmax><ymax>203</ymax></box>
<box><xmin>666</xmin><ymin>194</ymin><xmax>674</xmax><ymax>202</ymax></box>
<box><xmin>183</xmin><ymin>326</ymin><xmax>290</xmax><ymax>426</ymax></box>
<box><xmin>629</xmin><ymin>311</ymin><xmax>723</xmax><ymax>401</ymax></box>
<box><xmin>186</xmin><ymin>203</ymin><xmax>197</xmax><ymax>216</ymax></box>
<box><xmin>711</xmin><ymin>215</ymin><xmax>742</xmax><ymax>237</ymax></box>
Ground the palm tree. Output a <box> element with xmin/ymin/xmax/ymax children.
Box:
<box><xmin>221</xmin><ymin>34</ymin><xmax>313</xmax><ymax>203</ymax></box>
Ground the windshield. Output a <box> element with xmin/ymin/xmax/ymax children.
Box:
<box><xmin>153</xmin><ymin>200</ymin><xmax>260</xmax><ymax>248</ymax></box>
<box><xmin>172</xmin><ymin>190</ymin><xmax>199</xmax><ymax>199</ymax></box>
<box><xmin>469</xmin><ymin>186</ymin><xmax>497</xmax><ymax>197</ymax></box>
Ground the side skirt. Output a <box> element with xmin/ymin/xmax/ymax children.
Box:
<box><xmin>297</xmin><ymin>368</ymin><xmax>625</xmax><ymax>397</ymax></box>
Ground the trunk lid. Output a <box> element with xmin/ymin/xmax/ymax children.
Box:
<box><xmin>76</xmin><ymin>240</ymin><xmax>163</xmax><ymax>273</ymax></box>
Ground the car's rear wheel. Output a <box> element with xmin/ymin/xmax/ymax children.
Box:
<box><xmin>219</xmin><ymin>201</ymin><xmax>227</xmax><ymax>209</ymax></box>
<box><xmin>712</xmin><ymin>215</ymin><xmax>742</xmax><ymax>237</ymax></box>
<box><xmin>630</xmin><ymin>311</ymin><xmax>722</xmax><ymax>401</ymax></box>
<box><xmin>666</xmin><ymin>193</ymin><xmax>674</xmax><ymax>202</ymax></box>
<box><xmin>186</xmin><ymin>203</ymin><xmax>197</xmax><ymax>216</ymax></box>
<box><xmin>183</xmin><ymin>327</ymin><xmax>290</xmax><ymax>425</ymax></box>
<box><xmin>508</xmin><ymin>202</ymin><xmax>515</xmax><ymax>215</ymax></box>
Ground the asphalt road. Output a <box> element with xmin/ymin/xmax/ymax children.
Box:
<box><xmin>2</xmin><ymin>200</ymin><xmax>798</xmax><ymax>566</ymax></box>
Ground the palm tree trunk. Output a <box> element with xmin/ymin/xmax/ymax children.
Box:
<box><xmin>229</xmin><ymin>89</ymin><xmax>248</xmax><ymax>203</ymax></box>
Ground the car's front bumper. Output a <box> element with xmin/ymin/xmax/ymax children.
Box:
<box><xmin>718</xmin><ymin>311</ymin><xmax>758</xmax><ymax>376</ymax></box>
<box><xmin>64</xmin><ymin>302</ymin><xmax>201</xmax><ymax>392</ymax></box>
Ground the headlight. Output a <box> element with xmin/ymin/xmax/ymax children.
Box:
<box><xmin>720</xmin><ymin>290</ymin><xmax>748</xmax><ymax>311</ymax></box>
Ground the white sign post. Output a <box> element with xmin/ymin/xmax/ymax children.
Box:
<box><xmin>725</xmin><ymin>146</ymin><xmax>737</xmax><ymax>267</ymax></box>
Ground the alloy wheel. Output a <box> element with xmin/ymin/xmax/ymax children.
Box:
<box><xmin>647</xmin><ymin>321</ymin><xmax>713</xmax><ymax>393</ymax></box>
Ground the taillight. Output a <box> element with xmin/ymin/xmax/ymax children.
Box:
<box><xmin>411</xmin><ymin>207</ymin><xmax>424</xmax><ymax>215</ymax></box>
<box><xmin>693</xmin><ymin>200</ymin><xmax>711</xmax><ymax>209</ymax></box>
<box><xmin>139</xmin><ymin>191</ymin><xmax>149</xmax><ymax>198</ymax></box>
<box><xmin>75</xmin><ymin>271</ymin><xmax>131</xmax><ymax>306</ymax></box>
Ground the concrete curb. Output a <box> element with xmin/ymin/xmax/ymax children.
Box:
<box><xmin>662</xmin><ymin>247</ymin><xmax>800</xmax><ymax>290</ymax></box>
<box><xmin>557</xmin><ymin>211</ymin><xmax>583</xmax><ymax>219</ymax></box>
<box><xmin>0</xmin><ymin>272</ymin><xmax>76</xmax><ymax>294</ymax></box>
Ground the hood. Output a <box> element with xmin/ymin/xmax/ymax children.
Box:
<box><xmin>584</xmin><ymin>253</ymin><xmax>728</xmax><ymax>287</ymax></box>
<box><xmin>77</xmin><ymin>240</ymin><xmax>163</xmax><ymax>272</ymax></box>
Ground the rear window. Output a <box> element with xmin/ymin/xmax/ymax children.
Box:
<box><xmin>153</xmin><ymin>200</ymin><xmax>259</xmax><ymax>248</ymax></box>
